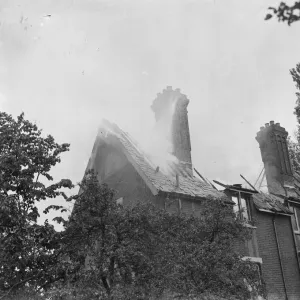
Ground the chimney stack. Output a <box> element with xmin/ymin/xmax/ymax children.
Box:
<box><xmin>151</xmin><ymin>86</ymin><xmax>192</xmax><ymax>175</ymax></box>
<box><xmin>256</xmin><ymin>121</ymin><xmax>294</xmax><ymax>197</ymax></box>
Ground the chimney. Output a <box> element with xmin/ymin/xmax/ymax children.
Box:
<box><xmin>256</xmin><ymin>121</ymin><xmax>294</xmax><ymax>197</ymax></box>
<box><xmin>151</xmin><ymin>86</ymin><xmax>192</xmax><ymax>175</ymax></box>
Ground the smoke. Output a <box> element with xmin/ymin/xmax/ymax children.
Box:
<box><xmin>99</xmin><ymin>92</ymin><xmax>180</xmax><ymax>177</ymax></box>
<box><xmin>132</xmin><ymin>91</ymin><xmax>180</xmax><ymax>176</ymax></box>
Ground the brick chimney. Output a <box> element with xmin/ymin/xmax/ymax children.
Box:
<box><xmin>151</xmin><ymin>86</ymin><xmax>192</xmax><ymax>174</ymax></box>
<box><xmin>256</xmin><ymin>121</ymin><xmax>294</xmax><ymax>197</ymax></box>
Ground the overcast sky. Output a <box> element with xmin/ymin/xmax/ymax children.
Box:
<box><xmin>1</xmin><ymin>0</ymin><xmax>300</xmax><ymax>226</ymax></box>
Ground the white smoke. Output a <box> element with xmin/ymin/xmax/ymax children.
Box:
<box><xmin>136</xmin><ymin>93</ymin><xmax>179</xmax><ymax>175</ymax></box>
<box><xmin>97</xmin><ymin>90</ymin><xmax>181</xmax><ymax>177</ymax></box>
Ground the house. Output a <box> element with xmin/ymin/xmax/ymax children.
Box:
<box><xmin>84</xmin><ymin>86</ymin><xmax>231</xmax><ymax>213</ymax></box>
<box><xmin>214</xmin><ymin>121</ymin><xmax>300</xmax><ymax>300</ymax></box>
<box><xmin>83</xmin><ymin>86</ymin><xmax>300</xmax><ymax>299</ymax></box>
<box><xmin>253</xmin><ymin>122</ymin><xmax>300</xmax><ymax>299</ymax></box>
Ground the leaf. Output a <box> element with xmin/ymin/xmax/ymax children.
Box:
<box><xmin>265</xmin><ymin>14</ymin><xmax>273</xmax><ymax>20</ymax></box>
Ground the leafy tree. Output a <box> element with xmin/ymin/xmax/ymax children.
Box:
<box><xmin>0</xmin><ymin>112</ymin><xmax>73</xmax><ymax>298</ymax></box>
<box><xmin>287</xmin><ymin>136</ymin><xmax>300</xmax><ymax>174</ymax></box>
<box><xmin>265</xmin><ymin>2</ymin><xmax>300</xmax><ymax>25</ymax></box>
<box><xmin>54</xmin><ymin>171</ymin><xmax>263</xmax><ymax>300</ymax></box>
<box><xmin>285</xmin><ymin>64</ymin><xmax>300</xmax><ymax>175</ymax></box>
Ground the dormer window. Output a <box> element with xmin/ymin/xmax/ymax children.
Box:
<box><xmin>232</xmin><ymin>192</ymin><xmax>251</xmax><ymax>221</ymax></box>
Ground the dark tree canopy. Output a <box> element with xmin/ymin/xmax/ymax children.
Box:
<box><xmin>0</xmin><ymin>112</ymin><xmax>73</xmax><ymax>298</ymax></box>
<box><xmin>266</xmin><ymin>2</ymin><xmax>300</xmax><ymax>25</ymax></box>
<box><xmin>287</xmin><ymin>64</ymin><xmax>300</xmax><ymax>174</ymax></box>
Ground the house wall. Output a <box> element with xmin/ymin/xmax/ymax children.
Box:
<box><xmin>253</xmin><ymin>208</ymin><xmax>300</xmax><ymax>300</ymax></box>
<box><xmin>104</xmin><ymin>161</ymin><xmax>164</xmax><ymax>206</ymax></box>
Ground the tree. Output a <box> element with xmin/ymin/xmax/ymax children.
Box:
<box><xmin>287</xmin><ymin>136</ymin><xmax>300</xmax><ymax>174</ymax></box>
<box><xmin>55</xmin><ymin>170</ymin><xmax>263</xmax><ymax>300</ymax></box>
<box><xmin>0</xmin><ymin>112</ymin><xmax>73</xmax><ymax>298</ymax></box>
<box><xmin>265</xmin><ymin>2</ymin><xmax>300</xmax><ymax>25</ymax></box>
<box><xmin>285</xmin><ymin>64</ymin><xmax>300</xmax><ymax>175</ymax></box>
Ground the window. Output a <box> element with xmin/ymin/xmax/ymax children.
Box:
<box><xmin>291</xmin><ymin>206</ymin><xmax>300</xmax><ymax>233</ymax></box>
<box><xmin>232</xmin><ymin>192</ymin><xmax>251</xmax><ymax>221</ymax></box>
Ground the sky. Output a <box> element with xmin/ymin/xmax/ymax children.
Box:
<box><xmin>0</xmin><ymin>0</ymin><xmax>300</xmax><ymax>227</ymax></box>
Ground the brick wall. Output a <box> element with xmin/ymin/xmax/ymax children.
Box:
<box><xmin>254</xmin><ymin>208</ymin><xmax>300</xmax><ymax>300</ymax></box>
<box><xmin>275</xmin><ymin>215</ymin><xmax>300</xmax><ymax>300</ymax></box>
<box><xmin>255</xmin><ymin>211</ymin><xmax>285</xmax><ymax>300</ymax></box>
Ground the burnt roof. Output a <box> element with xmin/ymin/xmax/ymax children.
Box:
<box><xmin>213</xmin><ymin>180</ymin><xmax>258</xmax><ymax>194</ymax></box>
<box><xmin>93</xmin><ymin>120</ymin><xmax>229</xmax><ymax>202</ymax></box>
<box><xmin>215</xmin><ymin>179</ymin><xmax>291</xmax><ymax>215</ymax></box>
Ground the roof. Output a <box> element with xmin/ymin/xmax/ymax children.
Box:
<box><xmin>215</xmin><ymin>181</ymin><xmax>259</xmax><ymax>194</ymax></box>
<box><xmin>220</xmin><ymin>181</ymin><xmax>292</xmax><ymax>215</ymax></box>
<box><xmin>252</xmin><ymin>193</ymin><xmax>292</xmax><ymax>215</ymax></box>
<box><xmin>95</xmin><ymin>120</ymin><xmax>229</xmax><ymax>202</ymax></box>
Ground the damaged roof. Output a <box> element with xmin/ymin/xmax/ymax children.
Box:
<box><xmin>220</xmin><ymin>181</ymin><xmax>292</xmax><ymax>215</ymax></box>
<box><xmin>252</xmin><ymin>192</ymin><xmax>292</xmax><ymax>215</ymax></box>
<box><xmin>96</xmin><ymin>120</ymin><xmax>229</xmax><ymax>202</ymax></box>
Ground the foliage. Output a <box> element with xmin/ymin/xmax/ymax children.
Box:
<box><xmin>0</xmin><ymin>112</ymin><xmax>73</xmax><ymax>298</ymax></box>
<box><xmin>265</xmin><ymin>1</ymin><xmax>300</xmax><ymax>25</ymax></box>
<box><xmin>291</xmin><ymin>64</ymin><xmax>300</xmax><ymax>124</ymax></box>
<box><xmin>288</xmin><ymin>135</ymin><xmax>300</xmax><ymax>174</ymax></box>
<box><xmin>285</xmin><ymin>64</ymin><xmax>300</xmax><ymax>174</ymax></box>
<box><xmin>55</xmin><ymin>170</ymin><xmax>263</xmax><ymax>300</ymax></box>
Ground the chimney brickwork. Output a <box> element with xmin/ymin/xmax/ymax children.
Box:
<box><xmin>151</xmin><ymin>86</ymin><xmax>192</xmax><ymax>174</ymax></box>
<box><xmin>256</xmin><ymin>121</ymin><xmax>294</xmax><ymax>197</ymax></box>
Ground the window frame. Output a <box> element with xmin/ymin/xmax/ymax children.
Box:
<box><xmin>232</xmin><ymin>191</ymin><xmax>252</xmax><ymax>222</ymax></box>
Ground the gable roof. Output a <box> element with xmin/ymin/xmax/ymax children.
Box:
<box><xmin>93</xmin><ymin>120</ymin><xmax>229</xmax><ymax>202</ymax></box>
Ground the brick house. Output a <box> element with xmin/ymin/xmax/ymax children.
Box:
<box><xmin>83</xmin><ymin>87</ymin><xmax>300</xmax><ymax>299</ymax></box>
<box><xmin>253</xmin><ymin>122</ymin><xmax>300</xmax><ymax>299</ymax></box>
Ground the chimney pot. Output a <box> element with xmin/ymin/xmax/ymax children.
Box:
<box><xmin>260</xmin><ymin>126</ymin><xmax>264</xmax><ymax>130</ymax></box>
<box><xmin>265</xmin><ymin>123</ymin><xmax>269</xmax><ymax>127</ymax></box>
<box><xmin>175</xmin><ymin>88</ymin><xmax>181</xmax><ymax>93</ymax></box>
<box><xmin>275</xmin><ymin>123</ymin><xmax>280</xmax><ymax>126</ymax></box>
<box><xmin>270</xmin><ymin>121</ymin><xmax>275</xmax><ymax>125</ymax></box>
<box><xmin>166</xmin><ymin>86</ymin><xmax>172</xmax><ymax>90</ymax></box>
